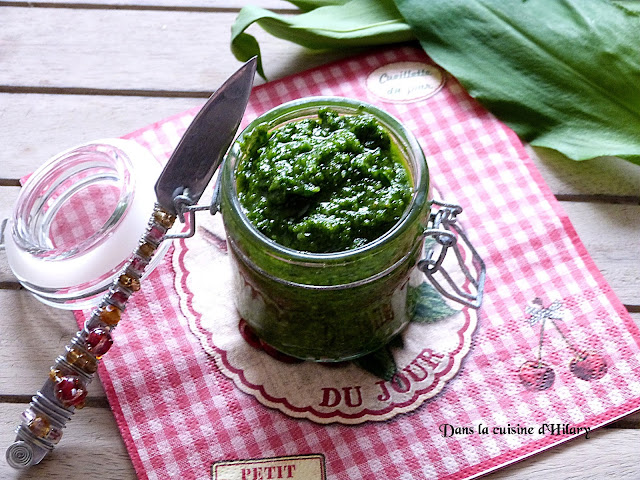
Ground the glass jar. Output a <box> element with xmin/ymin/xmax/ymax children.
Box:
<box><xmin>219</xmin><ymin>97</ymin><xmax>431</xmax><ymax>362</ymax></box>
<box><xmin>4</xmin><ymin>139</ymin><xmax>167</xmax><ymax>309</ymax></box>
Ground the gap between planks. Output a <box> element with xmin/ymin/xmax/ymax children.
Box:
<box><xmin>0</xmin><ymin>85</ymin><xmax>214</xmax><ymax>98</ymax></box>
<box><xmin>0</xmin><ymin>394</ymin><xmax>110</xmax><ymax>408</ymax></box>
<box><xmin>555</xmin><ymin>194</ymin><xmax>640</xmax><ymax>205</ymax></box>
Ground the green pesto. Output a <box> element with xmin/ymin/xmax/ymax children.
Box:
<box><xmin>235</xmin><ymin>108</ymin><xmax>413</xmax><ymax>253</ymax></box>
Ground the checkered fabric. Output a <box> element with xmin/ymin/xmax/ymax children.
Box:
<box><xmin>50</xmin><ymin>182</ymin><xmax>121</xmax><ymax>251</ymax></box>
<box><xmin>74</xmin><ymin>46</ymin><xmax>640</xmax><ymax>480</ymax></box>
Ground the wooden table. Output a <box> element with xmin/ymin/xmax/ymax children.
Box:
<box><xmin>1</xmin><ymin>2</ymin><xmax>639</xmax><ymax>478</ymax></box>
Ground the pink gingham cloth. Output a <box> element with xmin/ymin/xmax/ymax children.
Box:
<box><xmin>74</xmin><ymin>46</ymin><xmax>640</xmax><ymax>479</ymax></box>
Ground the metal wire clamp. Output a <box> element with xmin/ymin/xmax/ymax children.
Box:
<box><xmin>164</xmin><ymin>182</ymin><xmax>222</xmax><ymax>240</ymax></box>
<box><xmin>419</xmin><ymin>200</ymin><xmax>486</xmax><ymax>309</ymax></box>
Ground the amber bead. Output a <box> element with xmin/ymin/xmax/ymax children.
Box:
<box><xmin>118</xmin><ymin>273</ymin><xmax>141</xmax><ymax>292</ymax></box>
<box><xmin>153</xmin><ymin>209</ymin><xmax>176</xmax><ymax>229</ymax></box>
<box><xmin>27</xmin><ymin>415</ymin><xmax>51</xmax><ymax>438</ymax></box>
<box><xmin>49</xmin><ymin>368</ymin><xmax>62</xmax><ymax>383</ymax></box>
<box><xmin>98</xmin><ymin>304</ymin><xmax>121</xmax><ymax>326</ymax></box>
<box><xmin>66</xmin><ymin>347</ymin><xmax>98</xmax><ymax>374</ymax></box>
<box><xmin>138</xmin><ymin>241</ymin><xmax>156</xmax><ymax>259</ymax></box>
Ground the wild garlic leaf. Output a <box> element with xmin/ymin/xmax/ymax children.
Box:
<box><xmin>231</xmin><ymin>0</ymin><xmax>414</xmax><ymax>79</ymax></box>
<box><xmin>393</xmin><ymin>0</ymin><xmax>640</xmax><ymax>164</ymax></box>
<box><xmin>353</xmin><ymin>345</ymin><xmax>397</xmax><ymax>381</ymax></box>
<box><xmin>612</xmin><ymin>0</ymin><xmax>640</xmax><ymax>14</ymax></box>
<box><xmin>286</xmin><ymin>0</ymin><xmax>349</xmax><ymax>12</ymax></box>
<box><xmin>408</xmin><ymin>282</ymin><xmax>458</xmax><ymax>324</ymax></box>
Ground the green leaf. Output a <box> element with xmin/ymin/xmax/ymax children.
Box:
<box><xmin>612</xmin><ymin>0</ymin><xmax>640</xmax><ymax>14</ymax></box>
<box><xmin>408</xmin><ymin>282</ymin><xmax>457</xmax><ymax>324</ymax></box>
<box><xmin>231</xmin><ymin>0</ymin><xmax>415</xmax><ymax>79</ymax></box>
<box><xmin>353</xmin><ymin>346</ymin><xmax>397</xmax><ymax>380</ymax></box>
<box><xmin>286</xmin><ymin>0</ymin><xmax>350</xmax><ymax>12</ymax></box>
<box><xmin>392</xmin><ymin>0</ymin><xmax>640</xmax><ymax>164</ymax></box>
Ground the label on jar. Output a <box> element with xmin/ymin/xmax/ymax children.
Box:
<box><xmin>365</xmin><ymin>61</ymin><xmax>446</xmax><ymax>103</ymax></box>
<box><xmin>178</xmin><ymin>214</ymin><xmax>478</xmax><ymax>425</ymax></box>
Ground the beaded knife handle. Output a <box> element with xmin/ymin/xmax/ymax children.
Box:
<box><xmin>6</xmin><ymin>58</ymin><xmax>256</xmax><ymax>469</ymax></box>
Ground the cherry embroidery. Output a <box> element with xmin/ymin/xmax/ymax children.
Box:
<box><xmin>519</xmin><ymin>298</ymin><xmax>607</xmax><ymax>392</ymax></box>
<box><xmin>570</xmin><ymin>350</ymin><xmax>608</xmax><ymax>381</ymax></box>
<box><xmin>519</xmin><ymin>360</ymin><xmax>556</xmax><ymax>391</ymax></box>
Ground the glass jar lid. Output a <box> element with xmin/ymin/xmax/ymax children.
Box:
<box><xmin>4</xmin><ymin>139</ymin><xmax>167</xmax><ymax>309</ymax></box>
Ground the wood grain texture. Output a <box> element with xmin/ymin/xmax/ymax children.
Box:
<box><xmin>0</xmin><ymin>289</ymin><xmax>106</xmax><ymax>398</ymax></box>
<box><xmin>483</xmin><ymin>428</ymin><xmax>640</xmax><ymax>480</ymax></box>
<box><xmin>0</xmin><ymin>0</ymin><xmax>293</xmax><ymax>9</ymax></box>
<box><xmin>1</xmin><ymin>403</ymin><xmax>135</xmax><ymax>480</ymax></box>
<box><xmin>527</xmin><ymin>146</ymin><xmax>640</xmax><ymax>201</ymax></box>
<box><xmin>2</xmin><ymin>95</ymin><xmax>640</xmax><ymax>196</ymax></box>
<box><xmin>1</xmin><ymin>2</ymin><xmax>639</xmax><ymax>478</ymax></box>
<box><xmin>0</xmin><ymin>94</ymin><xmax>204</xmax><ymax>179</ymax></box>
<box><xmin>0</xmin><ymin>7</ymin><xmax>351</xmax><ymax>93</ymax></box>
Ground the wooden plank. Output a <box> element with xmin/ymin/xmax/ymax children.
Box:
<box><xmin>0</xmin><ymin>402</ymin><xmax>135</xmax><ymax>479</ymax></box>
<box><xmin>0</xmin><ymin>93</ymin><xmax>204</xmax><ymax>179</ymax></box>
<box><xmin>0</xmin><ymin>0</ymin><xmax>293</xmax><ymax>9</ymax></box>
<box><xmin>0</xmin><ymin>7</ymin><xmax>350</xmax><ymax>93</ymax></box>
<box><xmin>527</xmin><ymin>146</ymin><xmax>640</xmax><ymax>201</ymax></box>
<box><xmin>0</xmin><ymin>289</ymin><xmax>107</xmax><ymax>398</ymax></box>
<box><xmin>483</xmin><ymin>428</ymin><xmax>640</xmax><ymax>479</ymax></box>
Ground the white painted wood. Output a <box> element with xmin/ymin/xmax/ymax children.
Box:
<box><xmin>527</xmin><ymin>146</ymin><xmax>640</xmax><ymax>199</ymax></box>
<box><xmin>1</xmin><ymin>403</ymin><xmax>136</xmax><ymax>479</ymax></box>
<box><xmin>0</xmin><ymin>7</ymin><xmax>350</xmax><ymax>92</ymax></box>
<box><xmin>0</xmin><ymin>94</ymin><xmax>204</xmax><ymax>179</ymax></box>
<box><xmin>3</xmin><ymin>95</ymin><xmax>640</xmax><ymax>198</ymax></box>
<box><xmin>0</xmin><ymin>0</ymin><xmax>294</xmax><ymax>8</ymax></box>
<box><xmin>483</xmin><ymin>428</ymin><xmax>640</xmax><ymax>479</ymax></box>
<box><xmin>0</xmin><ymin>289</ymin><xmax>107</xmax><ymax>397</ymax></box>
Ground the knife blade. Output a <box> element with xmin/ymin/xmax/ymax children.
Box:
<box><xmin>155</xmin><ymin>57</ymin><xmax>257</xmax><ymax>214</ymax></box>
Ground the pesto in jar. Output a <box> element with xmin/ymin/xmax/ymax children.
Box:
<box><xmin>235</xmin><ymin>108</ymin><xmax>413</xmax><ymax>253</ymax></box>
